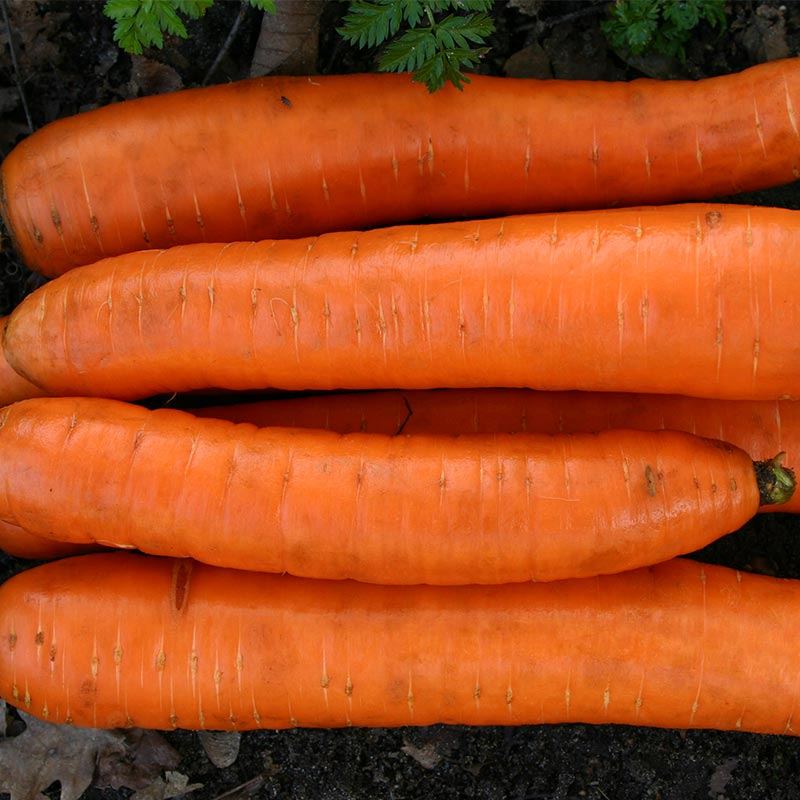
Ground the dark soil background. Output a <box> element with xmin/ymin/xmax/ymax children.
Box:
<box><xmin>3</xmin><ymin>1</ymin><xmax>800</xmax><ymax>798</ymax></box>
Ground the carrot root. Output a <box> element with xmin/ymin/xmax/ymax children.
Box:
<box><xmin>3</xmin><ymin>552</ymin><xmax>800</xmax><ymax>734</ymax></box>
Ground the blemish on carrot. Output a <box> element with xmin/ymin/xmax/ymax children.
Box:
<box><xmin>645</xmin><ymin>465</ymin><xmax>657</xmax><ymax>497</ymax></box>
<box><xmin>705</xmin><ymin>210</ymin><xmax>722</xmax><ymax>228</ymax></box>
<box><xmin>34</xmin><ymin>630</ymin><xmax>44</xmax><ymax>646</ymax></box>
<box><xmin>344</xmin><ymin>677</ymin><xmax>353</xmax><ymax>697</ymax></box>
<box><xmin>753</xmin><ymin>337</ymin><xmax>761</xmax><ymax>376</ymax></box>
<box><xmin>132</xmin><ymin>428</ymin><xmax>146</xmax><ymax>453</ymax></box>
<box><xmin>50</xmin><ymin>207</ymin><xmax>62</xmax><ymax>233</ymax></box>
<box><xmin>8</xmin><ymin>631</ymin><xmax>16</xmax><ymax>651</ymax></box>
<box><xmin>171</xmin><ymin>560</ymin><xmax>193</xmax><ymax>612</ymax></box>
<box><xmin>49</xmin><ymin>645</ymin><xmax>57</xmax><ymax>663</ymax></box>
<box><xmin>506</xmin><ymin>687</ymin><xmax>513</xmax><ymax>706</ymax></box>
<box><xmin>90</xmin><ymin>215</ymin><xmax>100</xmax><ymax>234</ymax></box>
<box><xmin>155</xmin><ymin>651</ymin><xmax>167</xmax><ymax>671</ymax></box>
<box><xmin>32</xmin><ymin>226</ymin><xmax>43</xmax><ymax>244</ymax></box>
<box><xmin>358</xmin><ymin>170</ymin><xmax>367</xmax><ymax>203</ymax></box>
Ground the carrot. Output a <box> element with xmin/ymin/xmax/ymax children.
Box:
<box><xmin>0</xmin><ymin>317</ymin><xmax>44</xmax><ymax>406</ymax></box>
<box><xmin>5</xmin><ymin>204</ymin><xmax>800</xmax><ymax>402</ymax></box>
<box><xmin>4</xmin><ymin>551</ymin><xmax>800</xmax><ymax>734</ymax></box>
<box><xmin>4</xmin><ymin>60</ymin><xmax>800</xmax><ymax>276</ymax></box>
<box><xmin>196</xmin><ymin>389</ymin><xmax>800</xmax><ymax>511</ymax></box>
<box><xmin>0</xmin><ymin>519</ymin><xmax>100</xmax><ymax>561</ymax></box>
<box><xmin>0</xmin><ymin>396</ymin><xmax>791</xmax><ymax>585</ymax></box>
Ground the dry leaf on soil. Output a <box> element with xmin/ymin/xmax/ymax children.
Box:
<box><xmin>198</xmin><ymin>730</ymin><xmax>241</xmax><ymax>769</ymax></box>
<box><xmin>250</xmin><ymin>0</ymin><xmax>323</xmax><ymax>77</ymax></box>
<box><xmin>0</xmin><ymin>701</ymin><xmax>188</xmax><ymax>800</ymax></box>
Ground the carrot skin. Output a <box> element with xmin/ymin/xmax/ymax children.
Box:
<box><xmin>4</xmin><ymin>60</ymin><xmax>800</xmax><ymax>275</ymax></box>
<box><xmin>196</xmin><ymin>389</ymin><xmax>800</xmax><ymax>512</ymax></box>
<box><xmin>2</xmin><ymin>552</ymin><xmax>800</xmax><ymax>734</ymax></box>
<box><xmin>0</xmin><ymin>397</ymin><xmax>767</xmax><ymax>585</ymax></box>
<box><xmin>0</xmin><ymin>317</ymin><xmax>44</xmax><ymax>406</ymax></box>
<box><xmin>5</xmin><ymin>204</ymin><xmax>800</xmax><ymax>402</ymax></box>
<box><xmin>0</xmin><ymin>518</ymin><xmax>100</xmax><ymax>560</ymax></box>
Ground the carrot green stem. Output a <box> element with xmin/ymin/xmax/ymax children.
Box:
<box><xmin>754</xmin><ymin>452</ymin><xmax>796</xmax><ymax>506</ymax></box>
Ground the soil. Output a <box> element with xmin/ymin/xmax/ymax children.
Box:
<box><xmin>2</xmin><ymin>2</ymin><xmax>800</xmax><ymax>799</ymax></box>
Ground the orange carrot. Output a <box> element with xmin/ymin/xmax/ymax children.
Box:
<box><xmin>0</xmin><ymin>317</ymin><xmax>44</xmax><ymax>406</ymax></box>
<box><xmin>196</xmin><ymin>389</ymin><xmax>800</xmax><ymax>512</ymax></box>
<box><xmin>5</xmin><ymin>204</ymin><xmax>800</xmax><ymax>402</ymax></box>
<box><xmin>4</xmin><ymin>551</ymin><xmax>800</xmax><ymax>734</ymax></box>
<box><xmin>0</xmin><ymin>396</ymin><xmax>791</xmax><ymax>585</ymax></box>
<box><xmin>4</xmin><ymin>60</ymin><xmax>800</xmax><ymax>275</ymax></box>
<box><xmin>0</xmin><ymin>519</ymin><xmax>99</xmax><ymax>561</ymax></box>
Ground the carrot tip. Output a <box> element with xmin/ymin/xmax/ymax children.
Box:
<box><xmin>755</xmin><ymin>452</ymin><xmax>796</xmax><ymax>506</ymax></box>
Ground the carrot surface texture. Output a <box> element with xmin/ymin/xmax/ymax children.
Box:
<box><xmin>197</xmin><ymin>389</ymin><xmax>800</xmax><ymax>512</ymax></box>
<box><xmin>3</xmin><ymin>59</ymin><xmax>800</xmax><ymax>275</ymax></box>
<box><xmin>0</xmin><ymin>316</ymin><xmax>44</xmax><ymax>407</ymax></box>
<box><xmin>5</xmin><ymin>204</ymin><xmax>800</xmax><ymax>402</ymax></box>
<box><xmin>0</xmin><ymin>519</ymin><xmax>99</xmax><ymax>561</ymax></box>
<box><xmin>4</xmin><ymin>552</ymin><xmax>800</xmax><ymax>734</ymax></box>
<box><xmin>0</xmin><ymin>397</ymin><xmax>791</xmax><ymax>586</ymax></box>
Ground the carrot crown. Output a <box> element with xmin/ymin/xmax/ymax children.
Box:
<box><xmin>755</xmin><ymin>453</ymin><xmax>796</xmax><ymax>506</ymax></box>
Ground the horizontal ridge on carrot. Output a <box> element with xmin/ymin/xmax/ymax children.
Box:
<box><xmin>5</xmin><ymin>204</ymin><xmax>800</xmax><ymax>401</ymax></box>
<box><xmin>0</xmin><ymin>397</ymin><xmax>791</xmax><ymax>585</ymax></box>
<box><xmin>3</xmin><ymin>59</ymin><xmax>800</xmax><ymax>275</ymax></box>
<box><xmin>4</xmin><ymin>552</ymin><xmax>800</xmax><ymax>734</ymax></box>
<box><xmin>196</xmin><ymin>389</ymin><xmax>800</xmax><ymax>511</ymax></box>
<box><xmin>0</xmin><ymin>519</ymin><xmax>100</xmax><ymax>561</ymax></box>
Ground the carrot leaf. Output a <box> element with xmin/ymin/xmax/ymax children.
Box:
<box><xmin>340</xmin><ymin>1</ymin><xmax>495</xmax><ymax>92</ymax></box>
<box><xmin>104</xmin><ymin>0</ymin><xmax>273</xmax><ymax>56</ymax></box>
<box><xmin>602</xmin><ymin>0</ymin><xmax>727</xmax><ymax>63</ymax></box>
